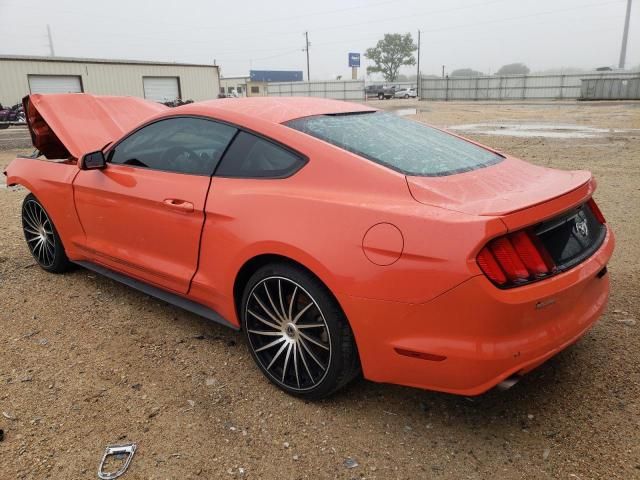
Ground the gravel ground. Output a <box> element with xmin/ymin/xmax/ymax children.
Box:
<box><xmin>0</xmin><ymin>126</ymin><xmax>31</xmax><ymax>150</ymax></box>
<box><xmin>0</xmin><ymin>101</ymin><xmax>638</xmax><ymax>479</ymax></box>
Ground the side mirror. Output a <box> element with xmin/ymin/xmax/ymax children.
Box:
<box><xmin>81</xmin><ymin>150</ymin><xmax>106</xmax><ymax>170</ymax></box>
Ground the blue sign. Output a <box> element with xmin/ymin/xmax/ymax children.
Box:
<box><xmin>348</xmin><ymin>52</ymin><xmax>360</xmax><ymax>68</ymax></box>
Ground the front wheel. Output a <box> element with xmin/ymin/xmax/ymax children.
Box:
<box><xmin>22</xmin><ymin>193</ymin><xmax>71</xmax><ymax>273</ymax></box>
<box><xmin>241</xmin><ymin>263</ymin><xmax>360</xmax><ymax>399</ymax></box>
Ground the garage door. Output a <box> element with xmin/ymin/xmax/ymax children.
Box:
<box><xmin>28</xmin><ymin>75</ymin><xmax>82</xmax><ymax>94</ymax></box>
<box><xmin>143</xmin><ymin>77</ymin><xmax>180</xmax><ymax>102</ymax></box>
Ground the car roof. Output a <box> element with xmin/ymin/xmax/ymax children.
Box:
<box><xmin>175</xmin><ymin>97</ymin><xmax>377</xmax><ymax>124</ymax></box>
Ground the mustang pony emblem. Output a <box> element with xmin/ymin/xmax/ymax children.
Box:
<box><xmin>575</xmin><ymin>217</ymin><xmax>589</xmax><ymax>237</ymax></box>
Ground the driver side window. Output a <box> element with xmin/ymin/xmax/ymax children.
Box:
<box><xmin>109</xmin><ymin>117</ymin><xmax>237</xmax><ymax>176</ymax></box>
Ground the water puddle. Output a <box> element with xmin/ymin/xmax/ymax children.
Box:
<box><xmin>392</xmin><ymin>107</ymin><xmax>418</xmax><ymax>116</ymax></box>
<box><xmin>448</xmin><ymin>123</ymin><xmax>621</xmax><ymax>139</ymax></box>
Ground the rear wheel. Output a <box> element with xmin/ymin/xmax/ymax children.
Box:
<box><xmin>377</xmin><ymin>93</ymin><xmax>384</xmax><ymax>100</ymax></box>
<box><xmin>21</xmin><ymin>193</ymin><xmax>71</xmax><ymax>273</ymax></box>
<box><xmin>241</xmin><ymin>263</ymin><xmax>360</xmax><ymax>399</ymax></box>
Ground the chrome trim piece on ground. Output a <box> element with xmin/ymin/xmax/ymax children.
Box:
<box><xmin>97</xmin><ymin>443</ymin><xmax>136</xmax><ymax>480</ymax></box>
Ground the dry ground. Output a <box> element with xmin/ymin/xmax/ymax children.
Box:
<box><xmin>0</xmin><ymin>101</ymin><xmax>639</xmax><ymax>480</ymax></box>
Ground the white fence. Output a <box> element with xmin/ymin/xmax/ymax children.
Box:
<box><xmin>580</xmin><ymin>75</ymin><xmax>640</xmax><ymax>100</ymax></box>
<box><xmin>264</xmin><ymin>73</ymin><xmax>640</xmax><ymax>101</ymax></box>
<box><xmin>265</xmin><ymin>80</ymin><xmax>364</xmax><ymax>100</ymax></box>
<box><xmin>419</xmin><ymin>72</ymin><xmax>640</xmax><ymax>101</ymax></box>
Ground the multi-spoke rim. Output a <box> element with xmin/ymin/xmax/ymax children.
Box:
<box><xmin>245</xmin><ymin>276</ymin><xmax>332</xmax><ymax>391</ymax></box>
<box><xmin>22</xmin><ymin>199</ymin><xmax>56</xmax><ymax>268</ymax></box>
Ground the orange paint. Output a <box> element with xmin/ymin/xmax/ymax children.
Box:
<box><xmin>4</xmin><ymin>94</ymin><xmax>615</xmax><ymax>395</ymax></box>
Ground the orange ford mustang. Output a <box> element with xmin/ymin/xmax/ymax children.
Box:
<box><xmin>4</xmin><ymin>94</ymin><xmax>614</xmax><ymax>399</ymax></box>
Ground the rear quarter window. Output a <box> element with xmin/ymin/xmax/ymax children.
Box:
<box><xmin>286</xmin><ymin>112</ymin><xmax>502</xmax><ymax>177</ymax></box>
<box><xmin>215</xmin><ymin>131</ymin><xmax>305</xmax><ymax>178</ymax></box>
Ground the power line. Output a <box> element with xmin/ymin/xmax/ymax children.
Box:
<box><xmin>310</xmin><ymin>0</ymin><xmax>624</xmax><ymax>49</ymax></box>
<box><xmin>307</xmin><ymin>0</ymin><xmax>510</xmax><ymax>34</ymax></box>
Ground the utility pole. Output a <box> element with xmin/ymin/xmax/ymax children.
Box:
<box><xmin>46</xmin><ymin>24</ymin><xmax>55</xmax><ymax>57</ymax></box>
<box><xmin>618</xmin><ymin>0</ymin><xmax>632</xmax><ymax>69</ymax></box>
<box><xmin>442</xmin><ymin>65</ymin><xmax>445</xmax><ymax>78</ymax></box>
<box><xmin>416</xmin><ymin>30</ymin><xmax>421</xmax><ymax>97</ymax></box>
<box><xmin>304</xmin><ymin>31</ymin><xmax>310</xmax><ymax>82</ymax></box>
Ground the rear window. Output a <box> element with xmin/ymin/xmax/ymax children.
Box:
<box><xmin>286</xmin><ymin>112</ymin><xmax>503</xmax><ymax>177</ymax></box>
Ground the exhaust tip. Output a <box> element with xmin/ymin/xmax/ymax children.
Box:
<box><xmin>496</xmin><ymin>375</ymin><xmax>521</xmax><ymax>391</ymax></box>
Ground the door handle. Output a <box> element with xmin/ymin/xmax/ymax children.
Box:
<box><xmin>163</xmin><ymin>198</ymin><xmax>194</xmax><ymax>213</ymax></box>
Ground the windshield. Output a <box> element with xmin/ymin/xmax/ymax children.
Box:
<box><xmin>286</xmin><ymin>112</ymin><xmax>503</xmax><ymax>177</ymax></box>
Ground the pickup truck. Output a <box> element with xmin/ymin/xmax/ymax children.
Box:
<box><xmin>364</xmin><ymin>85</ymin><xmax>395</xmax><ymax>100</ymax></box>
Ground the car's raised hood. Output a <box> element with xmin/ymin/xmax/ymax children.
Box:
<box><xmin>23</xmin><ymin>93</ymin><xmax>168</xmax><ymax>160</ymax></box>
<box><xmin>406</xmin><ymin>156</ymin><xmax>592</xmax><ymax>216</ymax></box>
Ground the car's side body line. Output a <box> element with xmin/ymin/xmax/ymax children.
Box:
<box><xmin>75</xmin><ymin>260</ymin><xmax>239</xmax><ymax>331</ymax></box>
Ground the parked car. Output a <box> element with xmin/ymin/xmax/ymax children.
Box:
<box><xmin>5</xmin><ymin>94</ymin><xmax>614</xmax><ymax>399</ymax></box>
<box><xmin>365</xmin><ymin>84</ymin><xmax>395</xmax><ymax>99</ymax></box>
<box><xmin>393</xmin><ymin>87</ymin><xmax>417</xmax><ymax>99</ymax></box>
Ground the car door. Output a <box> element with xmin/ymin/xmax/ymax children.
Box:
<box><xmin>73</xmin><ymin>116</ymin><xmax>237</xmax><ymax>293</ymax></box>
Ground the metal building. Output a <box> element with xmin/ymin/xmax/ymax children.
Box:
<box><xmin>0</xmin><ymin>55</ymin><xmax>220</xmax><ymax>106</ymax></box>
<box><xmin>219</xmin><ymin>75</ymin><xmax>267</xmax><ymax>97</ymax></box>
<box><xmin>249</xmin><ymin>70</ymin><xmax>303</xmax><ymax>82</ymax></box>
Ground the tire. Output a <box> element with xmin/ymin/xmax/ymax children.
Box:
<box><xmin>377</xmin><ymin>93</ymin><xmax>384</xmax><ymax>100</ymax></box>
<box><xmin>21</xmin><ymin>193</ymin><xmax>71</xmax><ymax>273</ymax></box>
<box><xmin>404</xmin><ymin>94</ymin><xmax>409</xmax><ymax>99</ymax></box>
<box><xmin>241</xmin><ymin>262</ymin><xmax>360</xmax><ymax>399</ymax></box>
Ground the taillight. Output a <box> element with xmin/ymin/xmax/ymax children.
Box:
<box><xmin>587</xmin><ymin>198</ymin><xmax>606</xmax><ymax>224</ymax></box>
<box><xmin>477</xmin><ymin>247</ymin><xmax>507</xmax><ymax>285</ymax></box>
<box><xmin>477</xmin><ymin>230</ymin><xmax>555</xmax><ymax>287</ymax></box>
<box><xmin>510</xmin><ymin>231</ymin><xmax>550</xmax><ymax>275</ymax></box>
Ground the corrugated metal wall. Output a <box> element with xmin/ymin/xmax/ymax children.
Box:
<box><xmin>266</xmin><ymin>80</ymin><xmax>365</xmax><ymax>100</ymax></box>
<box><xmin>580</xmin><ymin>75</ymin><xmax>640</xmax><ymax>100</ymax></box>
<box><xmin>0</xmin><ymin>58</ymin><xmax>219</xmax><ymax>105</ymax></box>
<box><xmin>419</xmin><ymin>72</ymin><xmax>640</xmax><ymax>101</ymax></box>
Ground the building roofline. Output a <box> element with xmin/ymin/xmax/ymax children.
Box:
<box><xmin>0</xmin><ymin>54</ymin><xmax>218</xmax><ymax>68</ymax></box>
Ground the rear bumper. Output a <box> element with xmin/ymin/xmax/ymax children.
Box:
<box><xmin>340</xmin><ymin>228</ymin><xmax>614</xmax><ymax>396</ymax></box>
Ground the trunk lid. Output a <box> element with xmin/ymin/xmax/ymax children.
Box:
<box><xmin>406</xmin><ymin>156</ymin><xmax>592</xmax><ymax>217</ymax></box>
<box><xmin>24</xmin><ymin>93</ymin><xmax>168</xmax><ymax>160</ymax></box>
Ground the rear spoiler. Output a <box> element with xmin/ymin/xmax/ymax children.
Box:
<box><xmin>23</xmin><ymin>93</ymin><xmax>168</xmax><ymax>160</ymax></box>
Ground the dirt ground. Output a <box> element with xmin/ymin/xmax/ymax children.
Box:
<box><xmin>0</xmin><ymin>101</ymin><xmax>639</xmax><ymax>480</ymax></box>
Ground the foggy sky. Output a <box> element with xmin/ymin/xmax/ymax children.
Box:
<box><xmin>0</xmin><ymin>0</ymin><xmax>637</xmax><ymax>80</ymax></box>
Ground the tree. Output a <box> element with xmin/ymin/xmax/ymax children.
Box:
<box><xmin>496</xmin><ymin>63</ymin><xmax>530</xmax><ymax>75</ymax></box>
<box><xmin>365</xmin><ymin>33</ymin><xmax>417</xmax><ymax>82</ymax></box>
<box><xmin>450</xmin><ymin>68</ymin><xmax>485</xmax><ymax>77</ymax></box>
